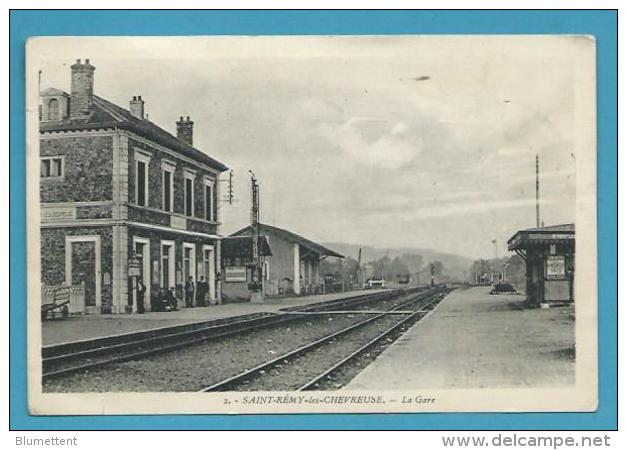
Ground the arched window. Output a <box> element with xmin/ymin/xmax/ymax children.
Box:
<box><xmin>48</xmin><ymin>98</ymin><xmax>59</xmax><ymax>121</ymax></box>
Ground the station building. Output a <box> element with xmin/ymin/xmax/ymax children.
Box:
<box><xmin>226</xmin><ymin>223</ymin><xmax>343</xmax><ymax>298</ymax></box>
<box><xmin>220</xmin><ymin>235</ymin><xmax>273</xmax><ymax>301</ymax></box>
<box><xmin>507</xmin><ymin>224</ymin><xmax>575</xmax><ymax>307</ymax></box>
<box><xmin>39</xmin><ymin>59</ymin><xmax>228</xmax><ymax>314</ymax></box>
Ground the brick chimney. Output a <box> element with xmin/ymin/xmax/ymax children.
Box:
<box><xmin>176</xmin><ymin>116</ymin><xmax>194</xmax><ymax>145</ymax></box>
<box><xmin>70</xmin><ymin>58</ymin><xmax>95</xmax><ymax>119</ymax></box>
<box><xmin>129</xmin><ymin>95</ymin><xmax>145</xmax><ymax>119</ymax></box>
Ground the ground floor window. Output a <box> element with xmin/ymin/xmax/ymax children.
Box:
<box><xmin>161</xmin><ymin>241</ymin><xmax>175</xmax><ymax>288</ymax></box>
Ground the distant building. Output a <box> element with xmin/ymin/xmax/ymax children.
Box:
<box><xmin>39</xmin><ymin>59</ymin><xmax>228</xmax><ymax>314</ymax></box>
<box><xmin>229</xmin><ymin>223</ymin><xmax>343</xmax><ymax>297</ymax></box>
<box><xmin>507</xmin><ymin>224</ymin><xmax>575</xmax><ymax>306</ymax></box>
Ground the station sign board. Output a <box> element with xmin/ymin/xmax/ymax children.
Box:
<box><xmin>225</xmin><ymin>266</ymin><xmax>247</xmax><ymax>283</ymax></box>
<box><xmin>128</xmin><ymin>257</ymin><xmax>141</xmax><ymax>277</ymax></box>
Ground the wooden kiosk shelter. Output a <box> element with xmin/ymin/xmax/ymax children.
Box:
<box><xmin>507</xmin><ymin>224</ymin><xmax>575</xmax><ymax>307</ymax></box>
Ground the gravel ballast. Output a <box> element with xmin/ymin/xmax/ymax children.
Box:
<box><xmin>43</xmin><ymin>313</ymin><xmax>371</xmax><ymax>392</ymax></box>
<box><xmin>238</xmin><ymin>314</ymin><xmax>406</xmax><ymax>391</ymax></box>
<box><xmin>43</xmin><ymin>288</ymin><xmax>449</xmax><ymax>393</ymax></box>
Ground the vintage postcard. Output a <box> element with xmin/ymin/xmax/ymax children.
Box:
<box><xmin>26</xmin><ymin>35</ymin><xmax>597</xmax><ymax>415</ymax></box>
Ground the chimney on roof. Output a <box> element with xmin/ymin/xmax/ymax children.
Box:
<box><xmin>130</xmin><ymin>95</ymin><xmax>145</xmax><ymax>119</ymax></box>
<box><xmin>176</xmin><ymin>116</ymin><xmax>194</xmax><ymax>145</ymax></box>
<box><xmin>70</xmin><ymin>58</ymin><xmax>95</xmax><ymax>119</ymax></box>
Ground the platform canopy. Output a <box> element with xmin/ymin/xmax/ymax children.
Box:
<box><xmin>507</xmin><ymin>223</ymin><xmax>575</xmax><ymax>259</ymax></box>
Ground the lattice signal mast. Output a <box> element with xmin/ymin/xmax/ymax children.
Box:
<box><xmin>249</xmin><ymin>171</ymin><xmax>263</xmax><ymax>301</ymax></box>
<box><xmin>250</xmin><ymin>171</ymin><xmax>260</xmax><ymax>265</ymax></box>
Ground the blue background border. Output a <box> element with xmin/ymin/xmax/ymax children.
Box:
<box><xmin>9</xmin><ymin>10</ymin><xmax>617</xmax><ymax>430</ymax></box>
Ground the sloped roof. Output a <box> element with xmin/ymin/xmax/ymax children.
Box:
<box><xmin>518</xmin><ymin>224</ymin><xmax>575</xmax><ymax>234</ymax></box>
<box><xmin>508</xmin><ymin>223</ymin><xmax>575</xmax><ymax>250</ymax></box>
<box><xmin>231</xmin><ymin>223</ymin><xmax>344</xmax><ymax>258</ymax></box>
<box><xmin>221</xmin><ymin>235</ymin><xmax>272</xmax><ymax>258</ymax></box>
<box><xmin>39</xmin><ymin>93</ymin><xmax>228</xmax><ymax>172</ymax></box>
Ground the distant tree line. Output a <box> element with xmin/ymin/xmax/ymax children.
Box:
<box><xmin>321</xmin><ymin>253</ymin><xmax>450</xmax><ymax>285</ymax></box>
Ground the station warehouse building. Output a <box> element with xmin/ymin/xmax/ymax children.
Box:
<box><xmin>224</xmin><ymin>223</ymin><xmax>344</xmax><ymax>300</ymax></box>
<box><xmin>39</xmin><ymin>59</ymin><xmax>228</xmax><ymax>314</ymax></box>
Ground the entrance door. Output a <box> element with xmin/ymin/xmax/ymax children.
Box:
<box><xmin>161</xmin><ymin>241</ymin><xmax>175</xmax><ymax>289</ymax></box>
<box><xmin>132</xmin><ymin>237</ymin><xmax>151</xmax><ymax>311</ymax></box>
<box><xmin>183</xmin><ymin>243</ymin><xmax>196</xmax><ymax>307</ymax></box>
<box><xmin>203</xmin><ymin>245</ymin><xmax>216</xmax><ymax>301</ymax></box>
<box><xmin>65</xmin><ymin>235</ymin><xmax>101</xmax><ymax>314</ymax></box>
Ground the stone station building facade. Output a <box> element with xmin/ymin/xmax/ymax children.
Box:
<box><xmin>39</xmin><ymin>59</ymin><xmax>228</xmax><ymax>314</ymax></box>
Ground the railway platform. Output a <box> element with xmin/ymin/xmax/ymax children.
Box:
<box><xmin>345</xmin><ymin>286</ymin><xmax>575</xmax><ymax>389</ymax></box>
<box><xmin>42</xmin><ymin>289</ymin><xmax>386</xmax><ymax>346</ymax></box>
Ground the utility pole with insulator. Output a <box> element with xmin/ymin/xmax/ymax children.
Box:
<box><xmin>228</xmin><ymin>170</ymin><xmax>234</xmax><ymax>205</ymax></box>
<box><xmin>536</xmin><ymin>154</ymin><xmax>540</xmax><ymax>228</ymax></box>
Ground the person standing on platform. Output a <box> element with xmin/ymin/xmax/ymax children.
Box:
<box><xmin>196</xmin><ymin>276</ymin><xmax>207</xmax><ymax>307</ymax></box>
<box><xmin>136</xmin><ymin>278</ymin><xmax>146</xmax><ymax>314</ymax></box>
<box><xmin>185</xmin><ymin>276</ymin><xmax>195</xmax><ymax>308</ymax></box>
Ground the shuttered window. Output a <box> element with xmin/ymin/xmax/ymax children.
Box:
<box><xmin>40</xmin><ymin>157</ymin><xmax>63</xmax><ymax>178</ymax></box>
<box><xmin>137</xmin><ymin>160</ymin><xmax>147</xmax><ymax>206</ymax></box>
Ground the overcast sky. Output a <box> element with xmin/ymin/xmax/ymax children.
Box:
<box><xmin>31</xmin><ymin>36</ymin><xmax>593</xmax><ymax>259</ymax></box>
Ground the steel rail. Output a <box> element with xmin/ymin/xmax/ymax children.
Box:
<box><xmin>44</xmin><ymin>313</ymin><xmax>286</xmax><ymax>367</ymax></box>
<box><xmin>297</xmin><ymin>291</ymin><xmax>447</xmax><ymax>391</ymax></box>
<box><xmin>199</xmin><ymin>287</ymin><xmax>446</xmax><ymax>392</ymax></box>
<box><xmin>44</xmin><ymin>288</ymin><xmax>406</xmax><ymax>360</ymax></box>
<box><xmin>42</xmin><ymin>313</ymin><xmax>305</xmax><ymax>380</ymax></box>
<box><xmin>42</xmin><ymin>287</ymin><xmax>421</xmax><ymax>381</ymax></box>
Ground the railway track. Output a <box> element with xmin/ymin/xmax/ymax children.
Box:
<box><xmin>42</xmin><ymin>286</ymin><xmax>427</xmax><ymax>381</ymax></box>
<box><xmin>199</xmin><ymin>286</ymin><xmax>451</xmax><ymax>392</ymax></box>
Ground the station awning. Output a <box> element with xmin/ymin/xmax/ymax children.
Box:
<box><xmin>507</xmin><ymin>224</ymin><xmax>575</xmax><ymax>258</ymax></box>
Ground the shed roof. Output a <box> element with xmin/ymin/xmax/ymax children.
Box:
<box><xmin>231</xmin><ymin>223</ymin><xmax>344</xmax><ymax>258</ymax></box>
<box><xmin>221</xmin><ymin>235</ymin><xmax>272</xmax><ymax>258</ymax></box>
<box><xmin>39</xmin><ymin>92</ymin><xmax>228</xmax><ymax>172</ymax></box>
<box><xmin>508</xmin><ymin>223</ymin><xmax>575</xmax><ymax>251</ymax></box>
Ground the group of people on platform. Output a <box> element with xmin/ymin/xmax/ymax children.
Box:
<box><xmin>184</xmin><ymin>276</ymin><xmax>211</xmax><ymax>308</ymax></box>
<box><xmin>132</xmin><ymin>276</ymin><xmax>215</xmax><ymax>313</ymax></box>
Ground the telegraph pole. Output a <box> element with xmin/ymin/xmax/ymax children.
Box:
<box><xmin>249</xmin><ymin>171</ymin><xmax>264</xmax><ymax>303</ymax></box>
<box><xmin>228</xmin><ymin>170</ymin><xmax>234</xmax><ymax>205</ymax></box>
<box><xmin>536</xmin><ymin>154</ymin><xmax>540</xmax><ymax>228</ymax></box>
